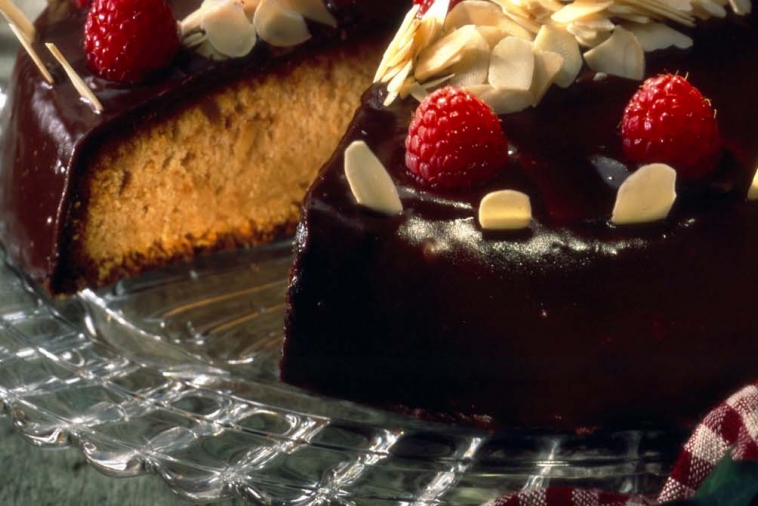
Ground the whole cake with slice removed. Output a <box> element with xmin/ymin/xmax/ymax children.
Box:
<box><xmin>283</xmin><ymin>0</ymin><xmax>758</xmax><ymax>431</ymax></box>
<box><xmin>0</xmin><ymin>0</ymin><xmax>407</xmax><ymax>294</ymax></box>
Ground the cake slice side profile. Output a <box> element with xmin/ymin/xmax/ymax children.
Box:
<box><xmin>0</xmin><ymin>0</ymin><xmax>408</xmax><ymax>294</ymax></box>
<box><xmin>283</xmin><ymin>0</ymin><xmax>758</xmax><ymax>431</ymax></box>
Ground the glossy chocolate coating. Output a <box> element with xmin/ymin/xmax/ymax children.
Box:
<box><xmin>0</xmin><ymin>0</ymin><xmax>406</xmax><ymax>292</ymax></box>
<box><xmin>283</xmin><ymin>13</ymin><xmax>758</xmax><ymax>431</ymax></box>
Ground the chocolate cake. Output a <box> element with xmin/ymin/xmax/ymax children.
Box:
<box><xmin>0</xmin><ymin>0</ymin><xmax>406</xmax><ymax>294</ymax></box>
<box><xmin>283</xmin><ymin>0</ymin><xmax>758</xmax><ymax>431</ymax></box>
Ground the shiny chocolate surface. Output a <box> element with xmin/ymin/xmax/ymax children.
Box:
<box><xmin>283</xmin><ymin>13</ymin><xmax>758</xmax><ymax>431</ymax></box>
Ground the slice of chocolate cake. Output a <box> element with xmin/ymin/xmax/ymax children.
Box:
<box><xmin>283</xmin><ymin>0</ymin><xmax>758</xmax><ymax>431</ymax></box>
<box><xmin>0</xmin><ymin>0</ymin><xmax>407</xmax><ymax>294</ymax></box>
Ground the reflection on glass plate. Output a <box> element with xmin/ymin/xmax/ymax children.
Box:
<box><xmin>0</xmin><ymin>7</ymin><xmax>679</xmax><ymax>504</ymax></box>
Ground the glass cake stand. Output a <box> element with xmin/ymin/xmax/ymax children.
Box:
<box><xmin>0</xmin><ymin>9</ymin><xmax>678</xmax><ymax>504</ymax></box>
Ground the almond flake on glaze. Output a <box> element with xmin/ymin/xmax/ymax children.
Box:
<box><xmin>611</xmin><ymin>163</ymin><xmax>677</xmax><ymax>225</ymax></box>
<box><xmin>344</xmin><ymin>141</ymin><xmax>403</xmax><ymax>216</ymax></box>
<box><xmin>253</xmin><ymin>0</ymin><xmax>310</xmax><ymax>48</ymax></box>
<box><xmin>479</xmin><ymin>190</ymin><xmax>532</xmax><ymax>230</ymax></box>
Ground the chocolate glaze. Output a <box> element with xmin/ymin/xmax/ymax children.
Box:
<box><xmin>283</xmin><ymin>13</ymin><xmax>758</xmax><ymax>431</ymax></box>
<box><xmin>0</xmin><ymin>0</ymin><xmax>407</xmax><ymax>292</ymax></box>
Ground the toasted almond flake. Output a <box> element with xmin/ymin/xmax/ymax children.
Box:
<box><xmin>533</xmin><ymin>24</ymin><xmax>581</xmax><ymax>87</ymax></box>
<box><xmin>729</xmin><ymin>0</ymin><xmax>752</xmax><ymax>15</ymax></box>
<box><xmin>584</xmin><ymin>26</ymin><xmax>644</xmax><ymax>80</ymax></box>
<box><xmin>45</xmin><ymin>43</ymin><xmax>103</xmax><ymax>114</ymax></box>
<box><xmin>444</xmin><ymin>0</ymin><xmax>510</xmax><ymax>32</ymax></box>
<box><xmin>568</xmin><ymin>21</ymin><xmax>610</xmax><ymax>47</ymax></box>
<box><xmin>374</xmin><ymin>6</ymin><xmax>420</xmax><ymax>82</ymax></box>
<box><xmin>551</xmin><ymin>0</ymin><xmax>613</xmax><ymax>24</ymax></box>
<box><xmin>469</xmin><ymin>84</ymin><xmax>534</xmax><ymax>114</ymax></box>
<box><xmin>407</xmin><ymin>81</ymin><xmax>430</xmax><ymax>101</ymax></box>
<box><xmin>416</xmin><ymin>0</ymin><xmax>450</xmax><ymax>52</ymax></box>
<box><xmin>387</xmin><ymin>59</ymin><xmax>413</xmax><ymax>96</ymax></box>
<box><xmin>501</xmin><ymin>9</ymin><xmax>542</xmax><ymax>34</ymax></box>
<box><xmin>447</xmin><ymin>29</ymin><xmax>491</xmax><ymax>87</ymax></box>
<box><xmin>488</xmin><ymin>36</ymin><xmax>535</xmax><ymax>91</ymax></box>
<box><xmin>749</xmin><ymin>168</ymin><xmax>758</xmax><ymax>200</ymax></box>
<box><xmin>286</xmin><ymin>0</ymin><xmax>337</xmax><ymax>27</ymax></box>
<box><xmin>530</xmin><ymin>49</ymin><xmax>563</xmax><ymax>103</ymax></box>
<box><xmin>253</xmin><ymin>0</ymin><xmax>311</xmax><ymax>47</ymax></box>
<box><xmin>420</xmin><ymin>73</ymin><xmax>454</xmax><ymax>90</ymax></box>
<box><xmin>344</xmin><ymin>141</ymin><xmax>403</xmax><ymax>215</ymax></box>
<box><xmin>611</xmin><ymin>163</ymin><xmax>677</xmax><ymax>225</ymax></box>
<box><xmin>9</xmin><ymin>24</ymin><xmax>53</xmax><ymax>85</ymax></box>
<box><xmin>203</xmin><ymin>0</ymin><xmax>258</xmax><ymax>57</ymax></box>
<box><xmin>476</xmin><ymin>25</ymin><xmax>510</xmax><ymax>47</ymax></box>
<box><xmin>479</xmin><ymin>190</ymin><xmax>532</xmax><ymax>230</ymax></box>
<box><xmin>183</xmin><ymin>31</ymin><xmax>208</xmax><ymax>48</ymax></box>
<box><xmin>415</xmin><ymin>24</ymin><xmax>477</xmax><ymax>81</ymax></box>
<box><xmin>0</xmin><ymin>0</ymin><xmax>35</xmax><ymax>42</ymax></box>
<box><xmin>692</xmin><ymin>0</ymin><xmax>728</xmax><ymax>17</ymax></box>
<box><xmin>625</xmin><ymin>21</ymin><xmax>692</xmax><ymax>51</ymax></box>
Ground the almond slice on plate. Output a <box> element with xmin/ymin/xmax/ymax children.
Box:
<box><xmin>344</xmin><ymin>141</ymin><xmax>403</xmax><ymax>216</ymax></box>
<box><xmin>530</xmin><ymin>49</ymin><xmax>563</xmax><ymax>104</ymax></box>
<box><xmin>611</xmin><ymin>163</ymin><xmax>677</xmax><ymax>225</ymax></box>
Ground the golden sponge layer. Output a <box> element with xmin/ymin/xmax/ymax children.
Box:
<box><xmin>66</xmin><ymin>38</ymin><xmax>385</xmax><ymax>290</ymax></box>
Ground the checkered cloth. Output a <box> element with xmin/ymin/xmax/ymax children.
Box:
<box><xmin>483</xmin><ymin>381</ymin><xmax>758</xmax><ymax>506</ymax></box>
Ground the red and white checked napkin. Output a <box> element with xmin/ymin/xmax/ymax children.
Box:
<box><xmin>484</xmin><ymin>381</ymin><xmax>758</xmax><ymax>506</ymax></box>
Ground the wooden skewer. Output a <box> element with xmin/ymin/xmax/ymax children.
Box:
<box><xmin>45</xmin><ymin>43</ymin><xmax>104</xmax><ymax>114</ymax></box>
<box><xmin>8</xmin><ymin>23</ymin><xmax>53</xmax><ymax>85</ymax></box>
<box><xmin>0</xmin><ymin>0</ymin><xmax>36</xmax><ymax>42</ymax></box>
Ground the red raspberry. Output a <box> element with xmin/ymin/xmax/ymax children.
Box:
<box><xmin>84</xmin><ymin>0</ymin><xmax>180</xmax><ymax>83</ymax></box>
<box><xmin>405</xmin><ymin>87</ymin><xmax>508</xmax><ymax>190</ymax></box>
<box><xmin>414</xmin><ymin>0</ymin><xmax>463</xmax><ymax>15</ymax></box>
<box><xmin>621</xmin><ymin>74</ymin><xmax>721</xmax><ymax>179</ymax></box>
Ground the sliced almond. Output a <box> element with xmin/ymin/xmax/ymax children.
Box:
<box><xmin>374</xmin><ymin>5</ymin><xmax>420</xmax><ymax>82</ymax></box>
<box><xmin>530</xmin><ymin>49</ymin><xmax>563</xmax><ymax>104</ymax></box>
<box><xmin>447</xmin><ymin>29</ymin><xmax>491</xmax><ymax>87</ymax></box>
<box><xmin>253</xmin><ymin>0</ymin><xmax>311</xmax><ymax>48</ymax></box>
<box><xmin>344</xmin><ymin>141</ymin><xmax>403</xmax><ymax>216</ymax></box>
<box><xmin>415</xmin><ymin>24</ymin><xmax>477</xmax><ymax>82</ymax></box>
<box><xmin>415</xmin><ymin>0</ymin><xmax>450</xmax><ymax>53</ymax></box>
<box><xmin>469</xmin><ymin>85</ymin><xmax>533</xmax><ymax>114</ymax></box>
<box><xmin>533</xmin><ymin>24</ymin><xmax>581</xmax><ymax>88</ymax></box>
<box><xmin>445</xmin><ymin>0</ymin><xmax>510</xmax><ymax>32</ymax></box>
<box><xmin>729</xmin><ymin>0</ymin><xmax>752</xmax><ymax>15</ymax></box>
<box><xmin>551</xmin><ymin>0</ymin><xmax>613</xmax><ymax>24</ymax></box>
<box><xmin>583</xmin><ymin>26</ymin><xmax>644</xmax><ymax>80</ymax></box>
<box><xmin>692</xmin><ymin>0</ymin><xmax>728</xmax><ymax>18</ymax></box>
<box><xmin>479</xmin><ymin>190</ymin><xmax>532</xmax><ymax>230</ymax></box>
<box><xmin>625</xmin><ymin>21</ymin><xmax>693</xmax><ymax>51</ymax></box>
<box><xmin>202</xmin><ymin>0</ymin><xmax>258</xmax><ymax>57</ymax></box>
<box><xmin>476</xmin><ymin>25</ymin><xmax>510</xmax><ymax>47</ymax></box>
<box><xmin>488</xmin><ymin>36</ymin><xmax>535</xmax><ymax>91</ymax></box>
<box><xmin>285</xmin><ymin>0</ymin><xmax>337</xmax><ymax>27</ymax></box>
<box><xmin>748</xmin><ymin>168</ymin><xmax>758</xmax><ymax>201</ymax></box>
<box><xmin>611</xmin><ymin>163</ymin><xmax>677</xmax><ymax>225</ymax></box>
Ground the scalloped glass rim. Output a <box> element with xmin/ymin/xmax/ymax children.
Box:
<box><xmin>0</xmin><ymin>19</ymin><xmax>679</xmax><ymax>504</ymax></box>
